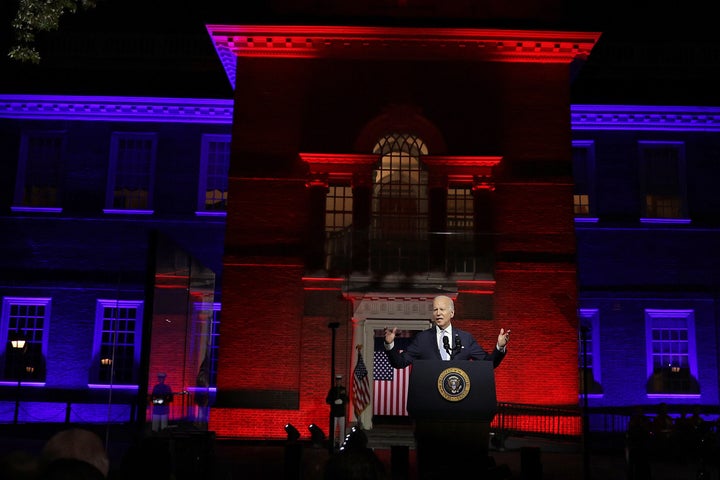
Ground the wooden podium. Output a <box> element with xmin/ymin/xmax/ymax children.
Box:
<box><xmin>407</xmin><ymin>360</ymin><xmax>497</xmax><ymax>479</ymax></box>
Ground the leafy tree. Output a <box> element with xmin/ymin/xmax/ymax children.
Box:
<box><xmin>8</xmin><ymin>0</ymin><xmax>98</xmax><ymax>63</ymax></box>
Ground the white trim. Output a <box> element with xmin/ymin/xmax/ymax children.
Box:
<box><xmin>0</xmin><ymin>297</ymin><xmax>52</xmax><ymax>359</ymax></box>
<box><xmin>644</xmin><ymin>309</ymin><xmax>697</xmax><ymax>379</ymax></box>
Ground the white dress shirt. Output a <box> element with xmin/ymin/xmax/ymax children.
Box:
<box><xmin>438</xmin><ymin>326</ymin><xmax>452</xmax><ymax>360</ymax></box>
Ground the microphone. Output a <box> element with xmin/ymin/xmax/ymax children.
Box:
<box><xmin>453</xmin><ymin>334</ymin><xmax>462</xmax><ymax>358</ymax></box>
<box><xmin>442</xmin><ymin>334</ymin><xmax>453</xmax><ymax>359</ymax></box>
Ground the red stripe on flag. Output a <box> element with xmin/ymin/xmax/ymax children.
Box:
<box><xmin>373</xmin><ymin>365</ymin><xmax>410</xmax><ymax>416</ymax></box>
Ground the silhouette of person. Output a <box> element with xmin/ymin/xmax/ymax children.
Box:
<box><xmin>40</xmin><ymin>428</ymin><xmax>109</xmax><ymax>479</ymax></box>
<box><xmin>324</xmin><ymin>427</ymin><xmax>388</xmax><ymax>480</ymax></box>
<box><xmin>626</xmin><ymin>407</ymin><xmax>651</xmax><ymax>480</ymax></box>
<box><xmin>326</xmin><ymin>375</ymin><xmax>349</xmax><ymax>451</ymax></box>
<box><xmin>650</xmin><ymin>402</ymin><xmax>674</xmax><ymax>458</ymax></box>
<box><xmin>382</xmin><ymin>295</ymin><xmax>511</xmax><ymax>480</ymax></box>
<box><xmin>151</xmin><ymin>372</ymin><xmax>173</xmax><ymax>433</ymax></box>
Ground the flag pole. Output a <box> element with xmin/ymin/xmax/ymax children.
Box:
<box><xmin>353</xmin><ymin>344</ymin><xmax>367</xmax><ymax>428</ymax></box>
<box><xmin>355</xmin><ymin>343</ymin><xmax>364</xmax><ymax>430</ymax></box>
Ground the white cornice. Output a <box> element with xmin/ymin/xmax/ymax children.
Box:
<box><xmin>206</xmin><ymin>25</ymin><xmax>601</xmax><ymax>90</ymax></box>
<box><xmin>3</xmin><ymin>95</ymin><xmax>720</xmax><ymax>133</ymax></box>
<box><xmin>0</xmin><ymin>95</ymin><xmax>233</xmax><ymax>124</ymax></box>
<box><xmin>571</xmin><ymin>105</ymin><xmax>720</xmax><ymax>131</ymax></box>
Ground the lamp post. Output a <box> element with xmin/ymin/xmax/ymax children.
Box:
<box><xmin>9</xmin><ymin>331</ymin><xmax>27</xmax><ymax>424</ymax></box>
<box><xmin>327</xmin><ymin>322</ymin><xmax>340</xmax><ymax>449</ymax></box>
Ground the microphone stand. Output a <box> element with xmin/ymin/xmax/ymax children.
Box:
<box><xmin>443</xmin><ymin>337</ymin><xmax>453</xmax><ymax>360</ymax></box>
<box><xmin>443</xmin><ymin>335</ymin><xmax>463</xmax><ymax>360</ymax></box>
<box><xmin>449</xmin><ymin>336</ymin><xmax>462</xmax><ymax>359</ymax></box>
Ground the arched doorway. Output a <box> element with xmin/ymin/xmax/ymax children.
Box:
<box><xmin>346</xmin><ymin>294</ymin><xmax>449</xmax><ymax>429</ymax></box>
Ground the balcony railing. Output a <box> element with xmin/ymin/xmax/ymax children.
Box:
<box><xmin>324</xmin><ymin>228</ymin><xmax>484</xmax><ymax>276</ymax></box>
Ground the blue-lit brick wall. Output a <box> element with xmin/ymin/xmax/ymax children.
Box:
<box><xmin>0</xmin><ymin>112</ymin><xmax>231</xmax><ymax>423</ymax></box>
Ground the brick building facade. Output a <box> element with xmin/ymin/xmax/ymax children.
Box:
<box><xmin>1</xmin><ymin>0</ymin><xmax>719</xmax><ymax>441</ymax></box>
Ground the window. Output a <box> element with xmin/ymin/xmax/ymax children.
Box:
<box><xmin>578</xmin><ymin>309</ymin><xmax>602</xmax><ymax>395</ymax></box>
<box><xmin>446</xmin><ymin>184</ymin><xmax>476</xmax><ymax>273</ymax></box>
<box><xmin>193</xmin><ymin>302</ymin><xmax>221</xmax><ymax>387</ymax></box>
<box><xmin>645</xmin><ymin>309</ymin><xmax>699</xmax><ymax>395</ymax></box>
<box><xmin>447</xmin><ymin>186</ymin><xmax>474</xmax><ymax>231</ymax></box>
<box><xmin>370</xmin><ymin>133</ymin><xmax>429</xmax><ymax>272</ymax></box>
<box><xmin>190</xmin><ymin>302</ymin><xmax>220</xmax><ymax>424</ymax></box>
<box><xmin>1</xmin><ymin>297</ymin><xmax>50</xmax><ymax>382</ymax></box>
<box><xmin>197</xmin><ymin>134</ymin><xmax>231</xmax><ymax>215</ymax></box>
<box><xmin>572</xmin><ymin>141</ymin><xmax>596</xmax><ymax>219</ymax></box>
<box><xmin>93</xmin><ymin>300</ymin><xmax>143</xmax><ymax>385</ymax></box>
<box><xmin>372</xmin><ymin>134</ymin><xmax>428</xmax><ymax>236</ymax></box>
<box><xmin>639</xmin><ymin>141</ymin><xmax>687</xmax><ymax>221</ymax></box>
<box><xmin>105</xmin><ymin>133</ymin><xmax>156</xmax><ymax>213</ymax></box>
<box><xmin>324</xmin><ymin>183</ymin><xmax>354</xmax><ymax>269</ymax></box>
<box><xmin>13</xmin><ymin>131</ymin><xmax>64</xmax><ymax>212</ymax></box>
<box><xmin>325</xmin><ymin>184</ymin><xmax>353</xmax><ymax>233</ymax></box>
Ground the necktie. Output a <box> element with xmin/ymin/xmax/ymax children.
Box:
<box><xmin>440</xmin><ymin>330</ymin><xmax>450</xmax><ymax>360</ymax></box>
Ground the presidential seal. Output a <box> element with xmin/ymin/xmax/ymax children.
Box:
<box><xmin>437</xmin><ymin>367</ymin><xmax>471</xmax><ymax>401</ymax></box>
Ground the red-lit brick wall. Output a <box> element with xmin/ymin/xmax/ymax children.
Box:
<box><xmin>212</xmin><ymin>28</ymin><xmax>581</xmax><ymax>438</ymax></box>
<box><xmin>489</xmin><ymin>269</ymin><xmax>578</xmax><ymax>405</ymax></box>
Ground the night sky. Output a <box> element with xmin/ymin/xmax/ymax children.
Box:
<box><xmin>1</xmin><ymin>0</ymin><xmax>719</xmax><ymax>105</ymax></box>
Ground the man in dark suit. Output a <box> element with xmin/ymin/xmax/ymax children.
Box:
<box><xmin>383</xmin><ymin>295</ymin><xmax>510</xmax><ymax>368</ymax></box>
<box><xmin>383</xmin><ymin>294</ymin><xmax>510</xmax><ymax>479</ymax></box>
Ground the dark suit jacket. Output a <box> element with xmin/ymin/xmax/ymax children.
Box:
<box><xmin>385</xmin><ymin>325</ymin><xmax>505</xmax><ymax>369</ymax></box>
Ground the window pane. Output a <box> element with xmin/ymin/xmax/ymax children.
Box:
<box><xmin>578</xmin><ymin>310</ymin><xmax>602</xmax><ymax>395</ymax></box>
<box><xmin>3</xmin><ymin>298</ymin><xmax>50</xmax><ymax>381</ymax></box>
<box><xmin>96</xmin><ymin>300</ymin><xmax>142</xmax><ymax>384</ymax></box>
<box><xmin>447</xmin><ymin>186</ymin><xmax>473</xmax><ymax>231</ymax></box>
<box><xmin>370</xmin><ymin>133</ymin><xmax>429</xmax><ymax>273</ymax></box>
<box><xmin>640</xmin><ymin>142</ymin><xmax>684</xmax><ymax>219</ymax></box>
<box><xmin>15</xmin><ymin>132</ymin><xmax>64</xmax><ymax>208</ymax></box>
<box><xmin>109</xmin><ymin>133</ymin><xmax>156</xmax><ymax>210</ymax></box>
<box><xmin>201</xmin><ymin>135</ymin><xmax>231</xmax><ymax>212</ymax></box>
<box><xmin>325</xmin><ymin>185</ymin><xmax>353</xmax><ymax>232</ymax></box>
<box><xmin>572</xmin><ymin>142</ymin><xmax>595</xmax><ymax>217</ymax></box>
<box><xmin>647</xmin><ymin>310</ymin><xmax>697</xmax><ymax>394</ymax></box>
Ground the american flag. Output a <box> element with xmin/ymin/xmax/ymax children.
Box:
<box><xmin>373</xmin><ymin>337</ymin><xmax>411</xmax><ymax>416</ymax></box>
<box><xmin>352</xmin><ymin>348</ymin><xmax>371</xmax><ymax>416</ymax></box>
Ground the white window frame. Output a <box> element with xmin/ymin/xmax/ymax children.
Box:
<box><xmin>578</xmin><ymin>308</ymin><xmax>601</xmax><ymax>388</ymax></box>
<box><xmin>0</xmin><ymin>297</ymin><xmax>51</xmax><ymax>384</ymax></box>
<box><xmin>645</xmin><ymin>308</ymin><xmax>698</xmax><ymax>398</ymax></box>
<box><xmin>447</xmin><ymin>184</ymin><xmax>474</xmax><ymax>232</ymax></box>
<box><xmin>578</xmin><ymin>308</ymin><xmax>603</xmax><ymax>398</ymax></box>
<box><xmin>572</xmin><ymin>140</ymin><xmax>597</xmax><ymax>223</ymax></box>
<box><xmin>638</xmin><ymin>141</ymin><xmax>689</xmax><ymax>223</ymax></box>
<box><xmin>91</xmin><ymin>299</ymin><xmax>144</xmax><ymax>386</ymax></box>
<box><xmin>104</xmin><ymin>132</ymin><xmax>156</xmax><ymax>214</ymax></box>
<box><xmin>192</xmin><ymin>302</ymin><xmax>221</xmax><ymax>387</ymax></box>
<box><xmin>325</xmin><ymin>183</ymin><xmax>353</xmax><ymax>233</ymax></box>
<box><xmin>196</xmin><ymin>134</ymin><xmax>231</xmax><ymax>217</ymax></box>
<box><xmin>12</xmin><ymin>131</ymin><xmax>64</xmax><ymax>213</ymax></box>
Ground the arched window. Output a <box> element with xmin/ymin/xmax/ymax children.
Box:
<box><xmin>370</xmin><ymin>134</ymin><xmax>429</xmax><ymax>272</ymax></box>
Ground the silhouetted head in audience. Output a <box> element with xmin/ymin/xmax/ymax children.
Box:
<box><xmin>40</xmin><ymin>428</ymin><xmax>109</xmax><ymax>478</ymax></box>
<box><xmin>39</xmin><ymin>458</ymin><xmax>106</xmax><ymax>480</ymax></box>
